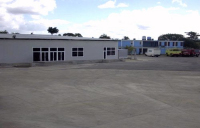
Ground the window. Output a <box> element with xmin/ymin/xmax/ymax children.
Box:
<box><xmin>165</xmin><ymin>42</ymin><xmax>167</xmax><ymax>46</ymax></box>
<box><xmin>180</xmin><ymin>42</ymin><xmax>183</xmax><ymax>46</ymax></box>
<box><xmin>107</xmin><ymin>47</ymin><xmax>115</xmax><ymax>55</ymax></box>
<box><xmin>173</xmin><ymin>42</ymin><xmax>175</xmax><ymax>46</ymax></box>
<box><xmin>72</xmin><ymin>48</ymin><xmax>83</xmax><ymax>57</ymax></box>
<box><xmin>33</xmin><ymin>48</ymin><xmax>65</xmax><ymax>62</ymax></box>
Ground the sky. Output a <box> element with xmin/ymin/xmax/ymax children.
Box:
<box><xmin>0</xmin><ymin>0</ymin><xmax>200</xmax><ymax>40</ymax></box>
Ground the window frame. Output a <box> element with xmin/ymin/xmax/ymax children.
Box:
<box><xmin>72</xmin><ymin>47</ymin><xmax>84</xmax><ymax>57</ymax></box>
<box><xmin>106</xmin><ymin>47</ymin><xmax>116</xmax><ymax>56</ymax></box>
<box><xmin>33</xmin><ymin>47</ymin><xmax>65</xmax><ymax>62</ymax></box>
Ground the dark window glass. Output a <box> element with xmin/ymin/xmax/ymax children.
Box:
<box><xmin>78</xmin><ymin>52</ymin><xmax>83</xmax><ymax>56</ymax></box>
<box><xmin>42</xmin><ymin>48</ymin><xmax>48</xmax><ymax>51</ymax></box>
<box><xmin>42</xmin><ymin>52</ymin><xmax>49</xmax><ymax>61</ymax></box>
<box><xmin>112</xmin><ymin>48</ymin><xmax>115</xmax><ymax>50</ymax></box>
<box><xmin>72</xmin><ymin>52</ymin><xmax>77</xmax><ymax>56</ymax></box>
<box><xmin>181</xmin><ymin>42</ymin><xmax>183</xmax><ymax>46</ymax></box>
<box><xmin>45</xmin><ymin>53</ymin><xmax>48</xmax><ymax>61</ymax></box>
<box><xmin>72</xmin><ymin>48</ymin><xmax>77</xmax><ymax>51</ymax></box>
<box><xmin>111</xmin><ymin>51</ymin><xmax>115</xmax><ymax>55</ymax></box>
<box><xmin>78</xmin><ymin>48</ymin><xmax>83</xmax><ymax>51</ymax></box>
<box><xmin>58</xmin><ymin>52</ymin><xmax>61</xmax><ymax>60</ymax></box>
<box><xmin>50</xmin><ymin>52</ymin><xmax>54</xmax><ymax>61</ymax></box>
<box><xmin>62</xmin><ymin>52</ymin><xmax>64</xmax><ymax>60</ymax></box>
<box><xmin>107</xmin><ymin>48</ymin><xmax>111</xmax><ymax>50</ymax></box>
<box><xmin>54</xmin><ymin>52</ymin><xmax>57</xmax><ymax>60</ymax></box>
<box><xmin>107</xmin><ymin>51</ymin><xmax>111</xmax><ymax>55</ymax></box>
<box><xmin>50</xmin><ymin>48</ymin><xmax>57</xmax><ymax>51</ymax></box>
<box><xmin>33</xmin><ymin>52</ymin><xmax>40</xmax><ymax>61</ymax></box>
<box><xmin>58</xmin><ymin>48</ymin><xmax>64</xmax><ymax>51</ymax></box>
<box><xmin>33</xmin><ymin>48</ymin><xmax>40</xmax><ymax>51</ymax></box>
<box><xmin>104</xmin><ymin>47</ymin><xmax>106</xmax><ymax>50</ymax></box>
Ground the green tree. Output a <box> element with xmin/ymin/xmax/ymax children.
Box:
<box><xmin>125</xmin><ymin>46</ymin><xmax>134</xmax><ymax>54</ymax></box>
<box><xmin>185</xmin><ymin>31</ymin><xmax>199</xmax><ymax>40</ymax></box>
<box><xmin>0</xmin><ymin>30</ymin><xmax>8</xmax><ymax>34</ymax></box>
<box><xmin>74</xmin><ymin>33</ymin><xmax>83</xmax><ymax>37</ymax></box>
<box><xmin>47</xmin><ymin>27</ymin><xmax>59</xmax><ymax>35</ymax></box>
<box><xmin>63</xmin><ymin>33</ymin><xmax>75</xmax><ymax>36</ymax></box>
<box><xmin>123</xmin><ymin>36</ymin><xmax>130</xmax><ymax>40</ymax></box>
<box><xmin>183</xmin><ymin>38</ymin><xmax>200</xmax><ymax>49</ymax></box>
<box><xmin>125</xmin><ymin>45</ymin><xmax>137</xmax><ymax>59</ymax></box>
<box><xmin>99</xmin><ymin>34</ymin><xmax>111</xmax><ymax>39</ymax></box>
<box><xmin>158</xmin><ymin>34</ymin><xmax>184</xmax><ymax>41</ymax></box>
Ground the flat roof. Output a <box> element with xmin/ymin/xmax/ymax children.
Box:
<box><xmin>0</xmin><ymin>34</ymin><xmax>117</xmax><ymax>41</ymax></box>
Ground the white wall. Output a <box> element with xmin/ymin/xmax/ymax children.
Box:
<box><xmin>0</xmin><ymin>39</ymin><xmax>118</xmax><ymax>63</ymax></box>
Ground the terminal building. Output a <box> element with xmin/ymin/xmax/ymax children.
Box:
<box><xmin>118</xmin><ymin>36</ymin><xmax>184</xmax><ymax>54</ymax></box>
<box><xmin>0</xmin><ymin>34</ymin><xmax>119</xmax><ymax>64</ymax></box>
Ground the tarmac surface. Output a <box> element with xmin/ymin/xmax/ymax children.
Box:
<box><xmin>1</xmin><ymin>55</ymin><xmax>200</xmax><ymax>128</ymax></box>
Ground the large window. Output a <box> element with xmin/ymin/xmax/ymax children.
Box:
<box><xmin>72</xmin><ymin>48</ymin><xmax>83</xmax><ymax>57</ymax></box>
<box><xmin>33</xmin><ymin>48</ymin><xmax>65</xmax><ymax>62</ymax></box>
<box><xmin>107</xmin><ymin>47</ymin><xmax>115</xmax><ymax>55</ymax></box>
<box><xmin>173</xmin><ymin>42</ymin><xmax>175</xmax><ymax>46</ymax></box>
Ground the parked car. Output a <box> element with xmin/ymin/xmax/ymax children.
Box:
<box><xmin>145</xmin><ymin>48</ymin><xmax>161</xmax><ymax>57</ymax></box>
<box><xmin>181</xmin><ymin>49</ymin><xmax>194</xmax><ymax>56</ymax></box>
<box><xmin>166</xmin><ymin>48</ymin><xmax>182</xmax><ymax>57</ymax></box>
<box><xmin>181</xmin><ymin>48</ymin><xmax>199</xmax><ymax>57</ymax></box>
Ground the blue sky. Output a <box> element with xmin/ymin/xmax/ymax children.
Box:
<box><xmin>0</xmin><ymin>0</ymin><xmax>200</xmax><ymax>39</ymax></box>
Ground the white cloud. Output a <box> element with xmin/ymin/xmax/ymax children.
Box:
<box><xmin>98</xmin><ymin>0</ymin><xmax>128</xmax><ymax>9</ymax></box>
<box><xmin>1</xmin><ymin>1</ymin><xmax>200</xmax><ymax>39</ymax></box>
<box><xmin>66</xmin><ymin>6</ymin><xmax>200</xmax><ymax>40</ymax></box>
<box><xmin>3</xmin><ymin>0</ymin><xmax>57</xmax><ymax>15</ymax></box>
<box><xmin>0</xmin><ymin>0</ymin><xmax>70</xmax><ymax>34</ymax></box>
<box><xmin>172</xmin><ymin>0</ymin><xmax>187</xmax><ymax>7</ymax></box>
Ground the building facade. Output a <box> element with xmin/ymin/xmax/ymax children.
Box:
<box><xmin>0</xmin><ymin>34</ymin><xmax>118</xmax><ymax>64</ymax></box>
<box><xmin>118</xmin><ymin>39</ymin><xmax>184</xmax><ymax>54</ymax></box>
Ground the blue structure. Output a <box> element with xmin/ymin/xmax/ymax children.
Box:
<box><xmin>118</xmin><ymin>40</ymin><xmax>184</xmax><ymax>54</ymax></box>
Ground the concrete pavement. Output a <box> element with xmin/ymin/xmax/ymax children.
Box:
<box><xmin>0</xmin><ymin>56</ymin><xmax>200</xmax><ymax>128</ymax></box>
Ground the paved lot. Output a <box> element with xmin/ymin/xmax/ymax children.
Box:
<box><xmin>0</xmin><ymin>56</ymin><xmax>200</xmax><ymax>128</ymax></box>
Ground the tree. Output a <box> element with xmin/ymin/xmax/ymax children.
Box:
<box><xmin>99</xmin><ymin>34</ymin><xmax>111</xmax><ymax>39</ymax></box>
<box><xmin>125</xmin><ymin>46</ymin><xmax>134</xmax><ymax>54</ymax></box>
<box><xmin>158</xmin><ymin>34</ymin><xmax>184</xmax><ymax>41</ymax></box>
<box><xmin>75</xmin><ymin>33</ymin><xmax>83</xmax><ymax>37</ymax></box>
<box><xmin>0</xmin><ymin>30</ymin><xmax>8</xmax><ymax>34</ymax></box>
<box><xmin>47</xmin><ymin>27</ymin><xmax>59</xmax><ymax>35</ymax></box>
<box><xmin>63</xmin><ymin>33</ymin><xmax>75</xmax><ymax>36</ymax></box>
<box><xmin>123</xmin><ymin>36</ymin><xmax>129</xmax><ymax>40</ymax></box>
<box><xmin>183</xmin><ymin>38</ymin><xmax>200</xmax><ymax>49</ymax></box>
<box><xmin>125</xmin><ymin>45</ymin><xmax>137</xmax><ymax>60</ymax></box>
<box><xmin>185</xmin><ymin>31</ymin><xmax>199</xmax><ymax>40</ymax></box>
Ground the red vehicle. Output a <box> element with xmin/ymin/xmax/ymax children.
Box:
<box><xmin>181</xmin><ymin>49</ymin><xmax>199</xmax><ymax>57</ymax></box>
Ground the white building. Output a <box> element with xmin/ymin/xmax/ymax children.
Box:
<box><xmin>0</xmin><ymin>34</ymin><xmax>118</xmax><ymax>64</ymax></box>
